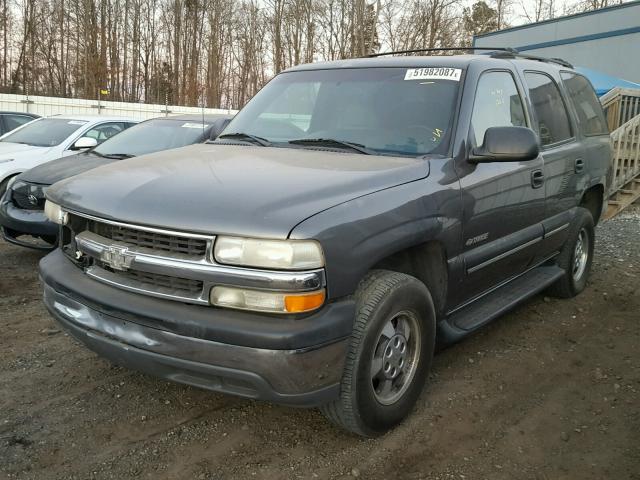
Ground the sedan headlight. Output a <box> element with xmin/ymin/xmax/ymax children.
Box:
<box><xmin>214</xmin><ymin>236</ymin><xmax>324</xmax><ymax>270</ymax></box>
<box><xmin>12</xmin><ymin>180</ymin><xmax>46</xmax><ymax>197</ymax></box>
<box><xmin>44</xmin><ymin>200</ymin><xmax>68</xmax><ymax>225</ymax></box>
<box><xmin>6</xmin><ymin>177</ymin><xmax>20</xmax><ymax>190</ymax></box>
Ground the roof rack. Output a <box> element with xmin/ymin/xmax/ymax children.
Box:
<box><xmin>488</xmin><ymin>50</ymin><xmax>573</xmax><ymax>68</ymax></box>
<box><xmin>367</xmin><ymin>47</ymin><xmax>517</xmax><ymax>57</ymax></box>
<box><xmin>367</xmin><ymin>46</ymin><xmax>573</xmax><ymax>69</ymax></box>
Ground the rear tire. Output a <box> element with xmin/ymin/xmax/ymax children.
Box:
<box><xmin>320</xmin><ymin>270</ymin><xmax>436</xmax><ymax>437</ymax></box>
<box><xmin>547</xmin><ymin>207</ymin><xmax>594</xmax><ymax>298</ymax></box>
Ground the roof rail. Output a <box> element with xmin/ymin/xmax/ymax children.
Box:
<box><xmin>366</xmin><ymin>47</ymin><xmax>518</xmax><ymax>58</ymax></box>
<box><xmin>367</xmin><ymin>46</ymin><xmax>574</xmax><ymax>69</ymax></box>
<box><xmin>489</xmin><ymin>50</ymin><xmax>573</xmax><ymax>68</ymax></box>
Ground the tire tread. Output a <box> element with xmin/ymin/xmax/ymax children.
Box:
<box><xmin>320</xmin><ymin>270</ymin><xmax>429</xmax><ymax>436</ymax></box>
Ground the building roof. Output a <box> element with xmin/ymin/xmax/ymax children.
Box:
<box><xmin>475</xmin><ymin>0</ymin><xmax>640</xmax><ymax>39</ymax></box>
<box><xmin>575</xmin><ymin>66</ymin><xmax>640</xmax><ymax>96</ymax></box>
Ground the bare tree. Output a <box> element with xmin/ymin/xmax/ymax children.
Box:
<box><xmin>1</xmin><ymin>0</ymin><xmax>473</xmax><ymax>107</ymax></box>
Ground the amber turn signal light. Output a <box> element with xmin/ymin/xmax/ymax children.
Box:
<box><xmin>284</xmin><ymin>291</ymin><xmax>326</xmax><ymax>313</ymax></box>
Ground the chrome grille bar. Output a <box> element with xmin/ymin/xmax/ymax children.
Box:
<box><xmin>74</xmin><ymin>230</ymin><xmax>326</xmax><ymax>304</ymax></box>
<box><xmin>86</xmin><ymin>266</ymin><xmax>208</xmax><ymax>304</ymax></box>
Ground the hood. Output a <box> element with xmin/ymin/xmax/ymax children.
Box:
<box><xmin>0</xmin><ymin>142</ymin><xmax>50</xmax><ymax>158</ymax></box>
<box><xmin>47</xmin><ymin>144</ymin><xmax>430</xmax><ymax>238</ymax></box>
<box><xmin>18</xmin><ymin>152</ymin><xmax>116</xmax><ymax>185</ymax></box>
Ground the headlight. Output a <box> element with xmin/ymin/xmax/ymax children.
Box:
<box><xmin>6</xmin><ymin>177</ymin><xmax>20</xmax><ymax>190</ymax></box>
<box><xmin>44</xmin><ymin>200</ymin><xmax>68</xmax><ymax>225</ymax></box>
<box><xmin>210</xmin><ymin>286</ymin><xmax>325</xmax><ymax>313</ymax></box>
<box><xmin>12</xmin><ymin>180</ymin><xmax>46</xmax><ymax>197</ymax></box>
<box><xmin>214</xmin><ymin>236</ymin><xmax>324</xmax><ymax>270</ymax></box>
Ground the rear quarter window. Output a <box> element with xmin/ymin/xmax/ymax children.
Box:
<box><xmin>560</xmin><ymin>72</ymin><xmax>609</xmax><ymax>136</ymax></box>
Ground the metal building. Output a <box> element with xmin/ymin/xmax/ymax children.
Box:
<box><xmin>473</xmin><ymin>0</ymin><xmax>640</xmax><ymax>83</ymax></box>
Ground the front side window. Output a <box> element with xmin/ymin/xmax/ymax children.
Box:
<box><xmin>1</xmin><ymin>118</ymin><xmax>88</xmax><ymax>147</ymax></box>
<box><xmin>560</xmin><ymin>72</ymin><xmax>608</xmax><ymax>136</ymax></box>
<box><xmin>524</xmin><ymin>72</ymin><xmax>572</xmax><ymax>146</ymax></box>
<box><xmin>470</xmin><ymin>71</ymin><xmax>527</xmax><ymax>146</ymax></box>
<box><xmin>223</xmin><ymin>67</ymin><xmax>462</xmax><ymax>156</ymax></box>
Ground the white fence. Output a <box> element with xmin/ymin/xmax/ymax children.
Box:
<box><xmin>0</xmin><ymin>93</ymin><xmax>236</xmax><ymax>120</ymax></box>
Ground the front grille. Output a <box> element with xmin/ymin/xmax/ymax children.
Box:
<box><xmin>62</xmin><ymin>213</ymin><xmax>214</xmax><ymax>304</ymax></box>
<box><xmin>90</xmin><ymin>221</ymin><xmax>208</xmax><ymax>258</ymax></box>
<box><xmin>99</xmin><ymin>264</ymin><xmax>204</xmax><ymax>297</ymax></box>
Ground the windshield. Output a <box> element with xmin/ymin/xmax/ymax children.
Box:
<box><xmin>94</xmin><ymin>118</ymin><xmax>208</xmax><ymax>157</ymax></box>
<box><xmin>222</xmin><ymin>67</ymin><xmax>462</xmax><ymax>156</ymax></box>
<box><xmin>1</xmin><ymin>118</ymin><xmax>88</xmax><ymax>147</ymax></box>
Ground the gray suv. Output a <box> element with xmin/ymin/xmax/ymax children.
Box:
<box><xmin>39</xmin><ymin>51</ymin><xmax>611</xmax><ymax>437</ymax></box>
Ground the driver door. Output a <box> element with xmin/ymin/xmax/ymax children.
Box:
<box><xmin>454</xmin><ymin>69</ymin><xmax>545</xmax><ymax>306</ymax></box>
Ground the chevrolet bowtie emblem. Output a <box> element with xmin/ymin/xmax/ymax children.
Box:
<box><xmin>101</xmin><ymin>245</ymin><xmax>135</xmax><ymax>271</ymax></box>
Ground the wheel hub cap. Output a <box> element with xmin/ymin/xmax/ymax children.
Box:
<box><xmin>383</xmin><ymin>334</ymin><xmax>407</xmax><ymax>380</ymax></box>
<box><xmin>370</xmin><ymin>311</ymin><xmax>421</xmax><ymax>405</ymax></box>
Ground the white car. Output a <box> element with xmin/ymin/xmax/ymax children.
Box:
<box><xmin>0</xmin><ymin>115</ymin><xmax>138</xmax><ymax>196</ymax></box>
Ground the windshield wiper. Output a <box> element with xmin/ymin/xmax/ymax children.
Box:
<box><xmin>93</xmin><ymin>152</ymin><xmax>135</xmax><ymax>159</ymax></box>
<box><xmin>217</xmin><ymin>132</ymin><xmax>271</xmax><ymax>146</ymax></box>
<box><xmin>288</xmin><ymin>138</ymin><xmax>373</xmax><ymax>155</ymax></box>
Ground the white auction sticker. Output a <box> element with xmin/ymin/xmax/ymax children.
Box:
<box><xmin>181</xmin><ymin>122</ymin><xmax>209</xmax><ymax>129</ymax></box>
<box><xmin>404</xmin><ymin>67</ymin><xmax>462</xmax><ymax>81</ymax></box>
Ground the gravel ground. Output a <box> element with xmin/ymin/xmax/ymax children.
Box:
<box><xmin>1</xmin><ymin>207</ymin><xmax>639</xmax><ymax>480</ymax></box>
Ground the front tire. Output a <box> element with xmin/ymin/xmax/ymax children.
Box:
<box><xmin>321</xmin><ymin>270</ymin><xmax>436</xmax><ymax>437</ymax></box>
<box><xmin>547</xmin><ymin>207</ymin><xmax>595</xmax><ymax>298</ymax></box>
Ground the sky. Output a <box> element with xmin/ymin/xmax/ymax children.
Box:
<box><xmin>497</xmin><ymin>0</ymin><xmax>633</xmax><ymax>27</ymax></box>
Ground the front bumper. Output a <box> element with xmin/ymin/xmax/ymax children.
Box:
<box><xmin>40</xmin><ymin>250</ymin><xmax>354</xmax><ymax>406</ymax></box>
<box><xmin>0</xmin><ymin>198</ymin><xmax>57</xmax><ymax>249</ymax></box>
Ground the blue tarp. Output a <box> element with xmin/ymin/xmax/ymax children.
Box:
<box><xmin>574</xmin><ymin>66</ymin><xmax>640</xmax><ymax>96</ymax></box>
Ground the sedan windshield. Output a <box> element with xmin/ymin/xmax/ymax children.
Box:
<box><xmin>94</xmin><ymin>118</ymin><xmax>208</xmax><ymax>157</ymax></box>
<box><xmin>1</xmin><ymin>118</ymin><xmax>88</xmax><ymax>147</ymax></box>
<box><xmin>222</xmin><ymin>67</ymin><xmax>462</xmax><ymax>156</ymax></box>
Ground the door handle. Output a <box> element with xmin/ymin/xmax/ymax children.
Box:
<box><xmin>575</xmin><ymin>158</ymin><xmax>584</xmax><ymax>173</ymax></box>
<box><xmin>531</xmin><ymin>169</ymin><xmax>544</xmax><ymax>189</ymax></box>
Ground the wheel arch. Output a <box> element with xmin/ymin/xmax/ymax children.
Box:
<box><xmin>369</xmin><ymin>240</ymin><xmax>449</xmax><ymax>320</ymax></box>
<box><xmin>580</xmin><ymin>183</ymin><xmax>605</xmax><ymax>225</ymax></box>
<box><xmin>0</xmin><ymin>171</ymin><xmax>22</xmax><ymax>197</ymax></box>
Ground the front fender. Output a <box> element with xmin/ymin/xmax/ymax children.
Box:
<box><xmin>289</xmin><ymin>179</ymin><xmax>462</xmax><ymax>299</ymax></box>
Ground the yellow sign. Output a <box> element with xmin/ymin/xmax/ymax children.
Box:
<box><xmin>100</xmin><ymin>89</ymin><xmax>109</xmax><ymax>95</ymax></box>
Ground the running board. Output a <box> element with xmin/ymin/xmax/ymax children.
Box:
<box><xmin>438</xmin><ymin>265</ymin><xmax>564</xmax><ymax>344</ymax></box>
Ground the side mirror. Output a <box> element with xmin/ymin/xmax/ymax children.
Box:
<box><xmin>470</xmin><ymin>126</ymin><xmax>539</xmax><ymax>163</ymax></box>
<box><xmin>71</xmin><ymin>137</ymin><xmax>98</xmax><ymax>150</ymax></box>
<box><xmin>209</xmin><ymin>117</ymin><xmax>233</xmax><ymax>140</ymax></box>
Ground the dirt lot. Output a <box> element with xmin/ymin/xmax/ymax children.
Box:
<box><xmin>1</xmin><ymin>209</ymin><xmax>639</xmax><ymax>480</ymax></box>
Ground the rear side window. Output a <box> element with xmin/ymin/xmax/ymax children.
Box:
<box><xmin>470</xmin><ymin>71</ymin><xmax>527</xmax><ymax>147</ymax></box>
<box><xmin>524</xmin><ymin>72</ymin><xmax>572</xmax><ymax>146</ymax></box>
<box><xmin>560</xmin><ymin>72</ymin><xmax>608</xmax><ymax>135</ymax></box>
